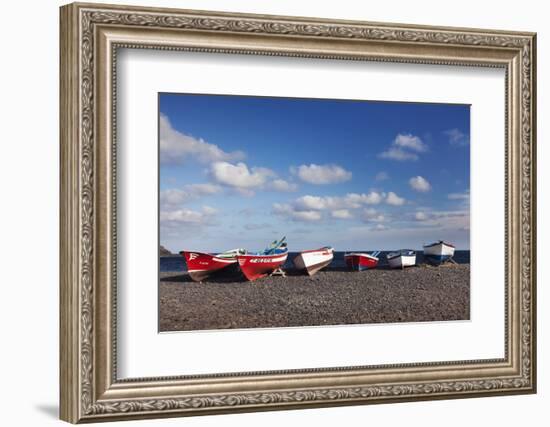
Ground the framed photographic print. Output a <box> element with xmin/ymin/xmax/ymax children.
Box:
<box><xmin>60</xmin><ymin>2</ymin><xmax>537</xmax><ymax>423</ymax></box>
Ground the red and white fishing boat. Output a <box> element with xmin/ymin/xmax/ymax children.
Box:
<box><xmin>344</xmin><ymin>251</ymin><xmax>380</xmax><ymax>271</ymax></box>
<box><xmin>180</xmin><ymin>248</ymin><xmax>245</xmax><ymax>282</ymax></box>
<box><xmin>293</xmin><ymin>247</ymin><xmax>334</xmax><ymax>276</ymax></box>
<box><xmin>237</xmin><ymin>237</ymin><xmax>288</xmax><ymax>281</ymax></box>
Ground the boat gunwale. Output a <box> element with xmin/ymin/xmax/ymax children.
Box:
<box><xmin>422</xmin><ymin>241</ymin><xmax>456</xmax><ymax>249</ymax></box>
<box><xmin>344</xmin><ymin>252</ymin><xmax>380</xmax><ymax>261</ymax></box>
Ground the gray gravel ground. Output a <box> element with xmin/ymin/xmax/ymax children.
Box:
<box><xmin>159</xmin><ymin>264</ymin><xmax>470</xmax><ymax>332</ymax></box>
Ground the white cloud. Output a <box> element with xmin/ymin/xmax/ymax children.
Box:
<box><xmin>363</xmin><ymin>208</ymin><xmax>387</xmax><ymax>223</ymax></box>
<box><xmin>160</xmin><ymin>188</ymin><xmax>189</xmax><ymax>206</ymax></box>
<box><xmin>347</xmin><ymin>192</ymin><xmax>384</xmax><ymax>205</ymax></box>
<box><xmin>210</xmin><ymin>162</ymin><xmax>298</xmax><ymax>194</ymax></box>
<box><xmin>378</xmin><ymin>133</ymin><xmax>427</xmax><ymax>161</ymax></box>
<box><xmin>293</xmin><ymin>210</ymin><xmax>323</xmax><ymax>222</ymax></box>
<box><xmin>415</xmin><ymin>211</ymin><xmax>429</xmax><ymax>221</ymax></box>
<box><xmin>160</xmin><ymin>205</ymin><xmax>217</xmax><ymax>225</ymax></box>
<box><xmin>444</xmin><ymin>128</ymin><xmax>469</xmax><ymax>146</ymax></box>
<box><xmin>386</xmin><ymin>191</ymin><xmax>406</xmax><ymax>206</ymax></box>
<box><xmin>273</xmin><ymin>190</ymin><xmax>405</xmax><ymax>222</ymax></box>
<box><xmin>293</xmin><ymin>163</ymin><xmax>352</xmax><ymax>184</ymax></box>
<box><xmin>331</xmin><ymin>209</ymin><xmax>353</xmax><ymax>219</ymax></box>
<box><xmin>268</xmin><ymin>179</ymin><xmax>298</xmax><ymax>192</ymax></box>
<box><xmin>408</xmin><ymin>209</ymin><xmax>469</xmax><ymax>230</ymax></box>
<box><xmin>373</xmin><ymin>224</ymin><xmax>389</xmax><ymax>231</ymax></box>
<box><xmin>409</xmin><ymin>176</ymin><xmax>432</xmax><ymax>192</ymax></box>
<box><xmin>185</xmin><ymin>183</ymin><xmax>221</xmax><ymax>194</ymax></box>
<box><xmin>159</xmin><ymin>114</ymin><xmax>245</xmax><ymax>164</ymax></box>
<box><xmin>210</xmin><ymin>161</ymin><xmax>275</xmax><ymax>189</ymax></box>
<box><xmin>393</xmin><ymin>133</ymin><xmax>428</xmax><ymax>152</ymax></box>
<box><xmin>375</xmin><ymin>171</ymin><xmax>389</xmax><ymax>181</ymax></box>
<box><xmin>293</xmin><ymin>192</ymin><xmax>384</xmax><ymax>211</ymax></box>
<box><xmin>378</xmin><ymin>147</ymin><xmax>419</xmax><ymax>161</ymax></box>
<box><xmin>294</xmin><ymin>195</ymin><xmax>330</xmax><ymax>210</ymax></box>
<box><xmin>272</xmin><ymin>203</ymin><xmax>322</xmax><ymax>222</ymax></box>
<box><xmin>160</xmin><ymin>183</ymin><xmax>222</xmax><ymax>207</ymax></box>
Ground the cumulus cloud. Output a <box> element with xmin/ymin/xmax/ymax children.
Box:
<box><xmin>160</xmin><ymin>114</ymin><xmax>244</xmax><ymax>164</ymax></box>
<box><xmin>386</xmin><ymin>191</ymin><xmax>406</xmax><ymax>206</ymax></box>
<box><xmin>160</xmin><ymin>183</ymin><xmax>222</xmax><ymax>208</ymax></box>
<box><xmin>347</xmin><ymin>192</ymin><xmax>384</xmax><ymax>205</ymax></box>
<box><xmin>160</xmin><ymin>205</ymin><xmax>217</xmax><ymax>225</ymax></box>
<box><xmin>408</xmin><ymin>209</ymin><xmax>470</xmax><ymax>230</ymax></box>
<box><xmin>283</xmin><ymin>191</ymin><xmax>403</xmax><ymax>215</ymax></box>
<box><xmin>293</xmin><ymin>192</ymin><xmax>384</xmax><ymax>211</ymax></box>
<box><xmin>292</xmin><ymin>210</ymin><xmax>323</xmax><ymax>222</ymax></box>
<box><xmin>293</xmin><ymin>163</ymin><xmax>352</xmax><ymax>184</ymax></box>
<box><xmin>209</xmin><ymin>162</ymin><xmax>298</xmax><ymax>194</ymax></box>
<box><xmin>272</xmin><ymin>203</ymin><xmax>322</xmax><ymax>222</ymax></box>
<box><xmin>394</xmin><ymin>134</ymin><xmax>428</xmax><ymax>152</ymax></box>
<box><xmin>210</xmin><ymin>161</ymin><xmax>275</xmax><ymax>189</ymax></box>
<box><xmin>362</xmin><ymin>208</ymin><xmax>387</xmax><ymax>223</ymax></box>
<box><xmin>268</xmin><ymin>179</ymin><xmax>298</xmax><ymax>192</ymax></box>
<box><xmin>409</xmin><ymin>176</ymin><xmax>432</xmax><ymax>192</ymax></box>
<box><xmin>378</xmin><ymin>133</ymin><xmax>427</xmax><ymax>161</ymax></box>
<box><xmin>444</xmin><ymin>128</ymin><xmax>469</xmax><ymax>146</ymax></box>
<box><xmin>273</xmin><ymin>191</ymin><xmax>403</xmax><ymax>223</ymax></box>
<box><xmin>378</xmin><ymin>147</ymin><xmax>419</xmax><ymax>161</ymax></box>
<box><xmin>415</xmin><ymin>211</ymin><xmax>429</xmax><ymax>221</ymax></box>
<box><xmin>331</xmin><ymin>209</ymin><xmax>353</xmax><ymax>219</ymax></box>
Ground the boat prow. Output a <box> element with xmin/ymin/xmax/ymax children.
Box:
<box><xmin>293</xmin><ymin>247</ymin><xmax>334</xmax><ymax>276</ymax></box>
<box><xmin>238</xmin><ymin>237</ymin><xmax>288</xmax><ymax>281</ymax></box>
<box><xmin>237</xmin><ymin>251</ymin><xmax>288</xmax><ymax>281</ymax></box>
<box><xmin>386</xmin><ymin>249</ymin><xmax>416</xmax><ymax>269</ymax></box>
<box><xmin>344</xmin><ymin>251</ymin><xmax>380</xmax><ymax>271</ymax></box>
<box><xmin>422</xmin><ymin>241</ymin><xmax>455</xmax><ymax>265</ymax></box>
<box><xmin>180</xmin><ymin>249</ymin><xmax>245</xmax><ymax>282</ymax></box>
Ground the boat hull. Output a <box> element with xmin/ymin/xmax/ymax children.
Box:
<box><xmin>387</xmin><ymin>254</ymin><xmax>416</xmax><ymax>269</ymax></box>
<box><xmin>423</xmin><ymin>242</ymin><xmax>455</xmax><ymax>265</ymax></box>
<box><xmin>238</xmin><ymin>253</ymin><xmax>288</xmax><ymax>281</ymax></box>
<box><xmin>345</xmin><ymin>253</ymin><xmax>379</xmax><ymax>271</ymax></box>
<box><xmin>181</xmin><ymin>251</ymin><xmax>238</xmax><ymax>282</ymax></box>
<box><xmin>293</xmin><ymin>248</ymin><xmax>334</xmax><ymax>276</ymax></box>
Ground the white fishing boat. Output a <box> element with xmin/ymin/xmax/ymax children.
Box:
<box><xmin>423</xmin><ymin>241</ymin><xmax>455</xmax><ymax>265</ymax></box>
<box><xmin>387</xmin><ymin>249</ymin><xmax>416</xmax><ymax>269</ymax></box>
<box><xmin>293</xmin><ymin>247</ymin><xmax>334</xmax><ymax>276</ymax></box>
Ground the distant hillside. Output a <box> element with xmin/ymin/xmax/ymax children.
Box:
<box><xmin>159</xmin><ymin>245</ymin><xmax>172</xmax><ymax>256</ymax></box>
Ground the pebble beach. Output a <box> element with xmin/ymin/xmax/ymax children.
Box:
<box><xmin>159</xmin><ymin>263</ymin><xmax>470</xmax><ymax>332</ymax></box>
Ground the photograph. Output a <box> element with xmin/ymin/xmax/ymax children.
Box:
<box><xmin>57</xmin><ymin>2</ymin><xmax>536</xmax><ymax>422</ymax></box>
<box><xmin>158</xmin><ymin>93</ymin><xmax>471</xmax><ymax>332</ymax></box>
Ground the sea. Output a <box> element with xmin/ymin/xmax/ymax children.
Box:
<box><xmin>160</xmin><ymin>250</ymin><xmax>470</xmax><ymax>273</ymax></box>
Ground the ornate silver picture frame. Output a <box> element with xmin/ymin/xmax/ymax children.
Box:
<box><xmin>60</xmin><ymin>2</ymin><xmax>536</xmax><ymax>423</ymax></box>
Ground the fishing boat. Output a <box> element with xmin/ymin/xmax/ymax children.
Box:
<box><xmin>344</xmin><ymin>251</ymin><xmax>380</xmax><ymax>271</ymax></box>
<box><xmin>237</xmin><ymin>237</ymin><xmax>288</xmax><ymax>281</ymax></box>
<box><xmin>293</xmin><ymin>247</ymin><xmax>334</xmax><ymax>276</ymax></box>
<box><xmin>180</xmin><ymin>248</ymin><xmax>246</xmax><ymax>282</ymax></box>
<box><xmin>387</xmin><ymin>249</ymin><xmax>416</xmax><ymax>269</ymax></box>
<box><xmin>423</xmin><ymin>240</ymin><xmax>455</xmax><ymax>265</ymax></box>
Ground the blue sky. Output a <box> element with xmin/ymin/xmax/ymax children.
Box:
<box><xmin>159</xmin><ymin>93</ymin><xmax>470</xmax><ymax>252</ymax></box>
